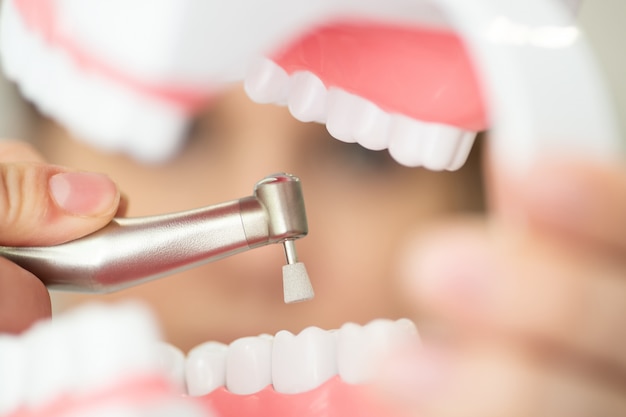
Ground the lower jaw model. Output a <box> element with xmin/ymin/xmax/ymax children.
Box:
<box><xmin>0</xmin><ymin>302</ymin><xmax>419</xmax><ymax>417</ymax></box>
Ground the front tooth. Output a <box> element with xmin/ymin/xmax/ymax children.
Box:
<box><xmin>226</xmin><ymin>336</ymin><xmax>273</xmax><ymax>395</ymax></box>
<box><xmin>353</xmin><ymin>100</ymin><xmax>391</xmax><ymax>151</ymax></box>
<box><xmin>325</xmin><ymin>88</ymin><xmax>361</xmax><ymax>143</ymax></box>
<box><xmin>337</xmin><ymin>319</ymin><xmax>419</xmax><ymax>385</ymax></box>
<box><xmin>272</xmin><ymin>327</ymin><xmax>337</xmax><ymax>394</ymax></box>
<box><xmin>186</xmin><ymin>341</ymin><xmax>228</xmax><ymax>396</ymax></box>
<box><xmin>287</xmin><ymin>71</ymin><xmax>327</xmax><ymax>123</ymax></box>
<box><xmin>387</xmin><ymin>115</ymin><xmax>431</xmax><ymax>167</ymax></box>
<box><xmin>244</xmin><ymin>58</ymin><xmax>290</xmax><ymax>105</ymax></box>
<box><xmin>154</xmin><ymin>342</ymin><xmax>186</xmax><ymax>393</ymax></box>
<box><xmin>387</xmin><ymin>114</ymin><xmax>478</xmax><ymax>170</ymax></box>
<box><xmin>447</xmin><ymin>131</ymin><xmax>478</xmax><ymax>171</ymax></box>
<box><xmin>422</xmin><ymin>124</ymin><xmax>467</xmax><ymax>171</ymax></box>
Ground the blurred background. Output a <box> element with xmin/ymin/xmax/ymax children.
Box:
<box><xmin>579</xmin><ymin>0</ymin><xmax>626</xmax><ymax>140</ymax></box>
<box><xmin>1</xmin><ymin>0</ymin><xmax>625</xmax><ymax>141</ymax></box>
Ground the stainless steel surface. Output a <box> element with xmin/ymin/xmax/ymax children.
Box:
<box><xmin>283</xmin><ymin>240</ymin><xmax>298</xmax><ymax>265</ymax></box>
<box><xmin>0</xmin><ymin>173</ymin><xmax>309</xmax><ymax>293</ymax></box>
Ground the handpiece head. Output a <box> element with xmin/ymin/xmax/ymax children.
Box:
<box><xmin>253</xmin><ymin>173</ymin><xmax>314</xmax><ymax>303</ymax></box>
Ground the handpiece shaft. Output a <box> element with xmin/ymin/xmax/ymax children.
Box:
<box><xmin>0</xmin><ymin>198</ymin><xmax>265</xmax><ymax>292</ymax></box>
<box><xmin>0</xmin><ymin>173</ymin><xmax>309</xmax><ymax>293</ymax></box>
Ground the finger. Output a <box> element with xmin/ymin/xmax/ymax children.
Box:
<box><xmin>0</xmin><ymin>162</ymin><xmax>120</xmax><ymax>246</ymax></box>
<box><xmin>374</xmin><ymin>344</ymin><xmax>626</xmax><ymax>417</ymax></box>
<box><xmin>0</xmin><ymin>140</ymin><xmax>46</xmax><ymax>163</ymax></box>
<box><xmin>0</xmin><ymin>257</ymin><xmax>51</xmax><ymax>333</ymax></box>
<box><xmin>485</xmin><ymin>146</ymin><xmax>626</xmax><ymax>257</ymax></box>
<box><xmin>403</xmin><ymin>222</ymin><xmax>626</xmax><ymax>370</ymax></box>
<box><xmin>116</xmin><ymin>193</ymin><xmax>129</xmax><ymax>217</ymax></box>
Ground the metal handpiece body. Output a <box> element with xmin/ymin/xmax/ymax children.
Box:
<box><xmin>0</xmin><ymin>173</ymin><xmax>308</xmax><ymax>293</ymax></box>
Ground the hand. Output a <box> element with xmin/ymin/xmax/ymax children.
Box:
<box><xmin>0</xmin><ymin>140</ymin><xmax>122</xmax><ymax>334</ymax></box>
<box><xmin>375</xmin><ymin>145</ymin><xmax>626</xmax><ymax>416</ymax></box>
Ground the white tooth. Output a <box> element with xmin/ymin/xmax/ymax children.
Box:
<box><xmin>0</xmin><ymin>0</ymin><xmax>22</xmax><ymax>81</ymax></box>
<box><xmin>226</xmin><ymin>336</ymin><xmax>272</xmax><ymax>395</ymax></box>
<box><xmin>244</xmin><ymin>57</ymin><xmax>290</xmax><ymax>104</ymax></box>
<box><xmin>447</xmin><ymin>131</ymin><xmax>478</xmax><ymax>171</ymax></box>
<box><xmin>387</xmin><ymin>115</ymin><xmax>432</xmax><ymax>167</ymax></box>
<box><xmin>22</xmin><ymin>318</ymin><xmax>76</xmax><ymax>407</ymax></box>
<box><xmin>70</xmin><ymin>303</ymin><xmax>161</xmax><ymax>394</ymax></box>
<box><xmin>17</xmin><ymin>29</ymin><xmax>48</xmax><ymax>105</ymax></box>
<box><xmin>272</xmin><ymin>327</ymin><xmax>337</xmax><ymax>394</ymax></box>
<box><xmin>337</xmin><ymin>319</ymin><xmax>419</xmax><ymax>385</ymax></box>
<box><xmin>0</xmin><ymin>337</ymin><xmax>26</xmax><ymax>414</ymax></box>
<box><xmin>0</xmin><ymin>302</ymin><xmax>161</xmax><ymax>413</ymax></box>
<box><xmin>396</xmin><ymin>318</ymin><xmax>420</xmax><ymax>339</ymax></box>
<box><xmin>387</xmin><ymin>114</ymin><xmax>478</xmax><ymax>171</ymax></box>
<box><xmin>154</xmin><ymin>342</ymin><xmax>186</xmax><ymax>394</ymax></box>
<box><xmin>422</xmin><ymin>124</ymin><xmax>467</xmax><ymax>171</ymax></box>
<box><xmin>287</xmin><ymin>71</ymin><xmax>327</xmax><ymax>123</ymax></box>
<box><xmin>186</xmin><ymin>341</ymin><xmax>228</xmax><ymax>396</ymax></box>
<box><xmin>325</xmin><ymin>88</ymin><xmax>361</xmax><ymax>143</ymax></box>
<box><xmin>353</xmin><ymin>100</ymin><xmax>391</xmax><ymax>151</ymax></box>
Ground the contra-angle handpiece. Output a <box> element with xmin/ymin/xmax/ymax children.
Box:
<box><xmin>0</xmin><ymin>173</ymin><xmax>314</xmax><ymax>303</ymax></box>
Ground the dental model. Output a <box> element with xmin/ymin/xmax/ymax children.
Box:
<box><xmin>0</xmin><ymin>0</ymin><xmax>623</xmax><ymax>416</ymax></box>
<box><xmin>0</xmin><ymin>173</ymin><xmax>314</xmax><ymax>303</ymax></box>
<box><xmin>0</xmin><ymin>301</ymin><xmax>419</xmax><ymax>417</ymax></box>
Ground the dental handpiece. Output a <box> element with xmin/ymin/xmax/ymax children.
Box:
<box><xmin>0</xmin><ymin>173</ymin><xmax>314</xmax><ymax>303</ymax></box>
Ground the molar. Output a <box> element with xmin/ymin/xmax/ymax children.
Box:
<box><xmin>272</xmin><ymin>327</ymin><xmax>337</xmax><ymax>394</ymax></box>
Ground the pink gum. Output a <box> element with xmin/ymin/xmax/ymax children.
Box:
<box><xmin>8</xmin><ymin>376</ymin><xmax>178</xmax><ymax>417</ymax></box>
<box><xmin>196</xmin><ymin>375</ymin><xmax>393</xmax><ymax>417</ymax></box>
<box><xmin>273</xmin><ymin>21</ymin><xmax>488</xmax><ymax>131</ymax></box>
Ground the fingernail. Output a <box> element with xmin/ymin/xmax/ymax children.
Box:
<box><xmin>49</xmin><ymin>172</ymin><xmax>119</xmax><ymax>216</ymax></box>
<box><xmin>376</xmin><ymin>349</ymin><xmax>450</xmax><ymax>406</ymax></box>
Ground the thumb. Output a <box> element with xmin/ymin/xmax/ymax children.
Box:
<box><xmin>0</xmin><ymin>162</ymin><xmax>120</xmax><ymax>246</ymax></box>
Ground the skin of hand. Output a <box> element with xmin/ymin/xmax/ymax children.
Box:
<box><xmin>0</xmin><ymin>140</ymin><xmax>122</xmax><ymax>334</ymax></box>
<box><xmin>373</xmin><ymin>143</ymin><xmax>626</xmax><ymax>417</ymax></box>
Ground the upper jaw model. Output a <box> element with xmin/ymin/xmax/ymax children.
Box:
<box><xmin>0</xmin><ymin>0</ymin><xmax>623</xmax><ymax>416</ymax></box>
<box><xmin>1</xmin><ymin>0</ymin><xmax>621</xmax><ymax>167</ymax></box>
